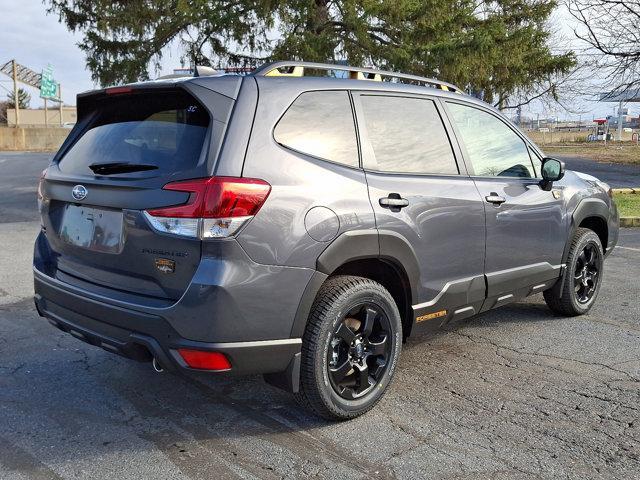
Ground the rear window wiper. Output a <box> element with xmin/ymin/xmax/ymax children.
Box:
<box><xmin>89</xmin><ymin>162</ymin><xmax>159</xmax><ymax>175</ymax></box>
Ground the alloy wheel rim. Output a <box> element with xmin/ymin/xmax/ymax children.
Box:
<box><xmin>574</xmin><ymin>243</ymin><xmax>600</xmax><ymax>304</ymax></box>
<box><xmin>327</xmin><ymin>303</ymin><xmax>392</xmax><ymax>400</ymax></box>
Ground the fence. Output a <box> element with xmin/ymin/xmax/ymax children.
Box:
<box><xmin>527</xmin><ymin>130</ymin><xmax>636</xmax><ymax>144</ymax></box>
<box><xmin>6</xmin><ymin>107</ymin><xmax>77</xmax><ymax>127</ymax></box>
<box><xmin>0</xmin><ymin>127</ymin><xmax>70</xmax><ymax>151</ymax></box>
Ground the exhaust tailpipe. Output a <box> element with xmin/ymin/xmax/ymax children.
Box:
<box><xmin>152</xmin><ymin>357</ymin><xmax>164</xmax><ymax>373</ymax></box>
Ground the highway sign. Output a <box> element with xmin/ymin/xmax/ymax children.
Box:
<box><xmin>40</xmin><ymin>64</ymin><xmax>58</xmax><ymax>99</ymax></box>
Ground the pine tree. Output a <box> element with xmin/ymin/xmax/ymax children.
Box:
<box><xmin>47</xmin><ymin>0</ymin><xmax>575</xmax><ymax>107</ymax></box>
<box><xmin>7</xmin><ymin>88</ymin><xmax>31</xmax><ymax>109</ymax></box>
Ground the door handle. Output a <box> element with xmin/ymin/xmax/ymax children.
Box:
<box><xmin>379</xmin><ymin>193</ymin><xmax>409</xmax><ymax>212</ymax></box>
<box><xmin>485</xmin><ymin>193</ymin><xmax>506</xmax><ymax>205</ymax></box>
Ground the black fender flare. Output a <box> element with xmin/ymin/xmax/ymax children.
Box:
<box><xmin>289</xmin><ymin>229</ymin><xmax>421</xmax><ymax>339</ymax></box>
<box><xmin>377</xmin><ymin>229</ymin><xmax>421</xmax><ymax>303</ymax></box>
<box><xmin>562</xmin><ymin>198</ymin><xmax>610</xmax><ymax>264</ymax></box>
<box><xmin>554</xmin><ymin>197</ymin><xmax>610</xmax><ymax>297</ymax></box>
<box><xmin>316</xmin><ymin>228</ymin><xmax>420</xmax><ymax>302</ymax></box>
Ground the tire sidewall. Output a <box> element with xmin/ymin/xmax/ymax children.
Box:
<box><xmin>568</xmin><ymin>231</ymin><xmax>604</xmax><ymax>313</ymax></box>
<box><xmin>314</xmin><ymin>287</ymin><xmax>402</xmax><ymax>415</ymax></box>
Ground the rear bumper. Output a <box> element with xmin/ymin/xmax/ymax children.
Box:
<box><xmin>34</xmin><ymin>268</ymin><xmax>301</xmax><ymax>376</ymax></box>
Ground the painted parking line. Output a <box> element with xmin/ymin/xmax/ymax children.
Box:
<box><xmin>616</xmin><ymin>246</ymin><xmax>640</xmax><ymax>253</ymax></box>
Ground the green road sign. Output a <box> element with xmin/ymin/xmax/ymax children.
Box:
<box><xmin>40</xmin><ymin>64</ymin><xmax>58</xmax><ymax>99</ymax></box>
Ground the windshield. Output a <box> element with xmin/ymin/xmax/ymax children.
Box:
<box><xmin>59</xmin><ymin>90</ymin><xmax>210</xmax><ymax>175</ymax></box>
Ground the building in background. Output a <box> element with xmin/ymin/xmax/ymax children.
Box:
<box><xmin>607</xmin><ymin>107</ymin><xmax>640</xmax><ymax>130</ymax></box>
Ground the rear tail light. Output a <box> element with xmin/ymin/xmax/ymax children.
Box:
<box><xmin>144</xmin><ymin>176</ymin><xmax>271</xmax><ymax>239</ymax></box>
<box><xmin>37</xmin><ymin>168</ymin><xmax>47</xmax><ymax>200</ymax></box>
<box><xmin>177</xmin><ymin>349</ymin><xmax>231</xmax><ymax>371</ymax></box>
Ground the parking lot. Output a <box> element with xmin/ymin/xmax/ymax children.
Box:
<box><xmin>0</xmin><ymin>152</ymin><xmax>639</xmax><ymax>479</ymax></box>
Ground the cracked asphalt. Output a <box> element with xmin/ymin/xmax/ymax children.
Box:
<box><xmin>1</xmin><ymin>152</ymin><xmax>639</xmax><ymax>479</ymax></box>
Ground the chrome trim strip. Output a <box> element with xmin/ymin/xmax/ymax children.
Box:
<box><xmin>454</xmin><ymin>306</ymin><xmax>474</xmax><ymax>315</ymax></box>
<box><xmin>201</xmin><ymin>338</ymin><xmax>302</xmax><ymax>349</ymax></box>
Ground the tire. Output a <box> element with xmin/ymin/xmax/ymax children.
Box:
<box><xmin>544</xmin><ymin>227</ymin><xmax>604</xmax><ymax>316</ymax></box>
<box><xmin>294</xmin><ymin>275</ymin><xmax>403</xmax><ymax>420</ymax></box>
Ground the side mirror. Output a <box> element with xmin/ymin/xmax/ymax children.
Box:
<box><xmin>540</xmin><ymin>157</ymin><xmax>565</xmax><ymax>191</ymax></box>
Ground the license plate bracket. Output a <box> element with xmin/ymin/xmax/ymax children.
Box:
<box><xmin>59</xmin><ymin>205</ymin><xmax>124</xmax><ymax>253</ymax></box>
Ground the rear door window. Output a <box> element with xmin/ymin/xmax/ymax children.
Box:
<box><xmin>59</xmin><ymin>90</ymin><xmax>210</xmax><ymax>175</ymax></box>
<box><xmin>274</xmin><ymin>90</ymin><xmax>359</xmax><ymax>167</ymax></box>
<box><xmin>358</xmin><ymin>95</ymin><xmax>458</xmax><ymax>175</ymax></box>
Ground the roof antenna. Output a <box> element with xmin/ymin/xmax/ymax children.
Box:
<box><xmin>194</xmin><ymin>65</ymin><xmax>217</xmax><ymax>77</ymax></box>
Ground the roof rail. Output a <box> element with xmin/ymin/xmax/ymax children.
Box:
<box><xmin>252</xmin><ymin>61</ymin><xmax>462</xmax><ymax>93</ymax></box>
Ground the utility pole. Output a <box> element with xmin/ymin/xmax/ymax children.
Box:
<box><xmin>617</xmin><ymin>100</ymin><xmax>624</xmax><ymax>142</ymax></box>
<box><xmin>58</xmin><ymin>84</ymin><xmax>63</xmax><ymax>126</ymax></box>
<box><xmin>12</xmin><ymin>60</ymin><xmax>19</xmax><ymax>126</ymax></box>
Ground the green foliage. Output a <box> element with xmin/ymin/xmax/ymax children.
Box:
<box><xmin>47</xmin><ymin>0</ymin><xmax>575</xmax><ymax>106</ymax></box>
<box><xmin>7</xmin><ymin>88</ymin><xmax>31</xmax><ymax>109</ymax></box>
<box><xmin>614</xmin><ymin>192</ymin><xmax>640</xmax><ymax>218</ymax></box>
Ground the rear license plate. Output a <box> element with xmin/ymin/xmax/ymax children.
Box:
<box><xmin>59</xmin><ymin>205</ymin><xmax>124</xmax><ymax>253</ymax></box>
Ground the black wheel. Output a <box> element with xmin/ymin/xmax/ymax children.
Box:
<box><xmin>294</xmin><ymin>275</ymin><xmax>402</xmax><ymax>420</ymax></box>
<box><xmin>544</xmin><ymin>228</ymin><xmax>604</xmax><ymax>316</ymax></box>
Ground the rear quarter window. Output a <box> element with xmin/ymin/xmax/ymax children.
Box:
<box><xmin>59</xmin><ymin>90</ymin><xmax>210</xmax><ymax>175</ymax></box>
<box><xmin>274</xmin><ymin>90</ymin><xmax>359</xmax><ymax>167</ymax></box>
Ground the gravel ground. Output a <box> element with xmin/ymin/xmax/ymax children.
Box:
<box><xmin>0</xmin><ymin>152</ymin><xmax>638</xmax><ymax>479</ymax></box>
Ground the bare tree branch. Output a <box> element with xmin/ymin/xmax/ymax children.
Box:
<box><xmin>567</xmin><ymin>0</ymin><xmax>640</xmax><ymax>93</ymax></box>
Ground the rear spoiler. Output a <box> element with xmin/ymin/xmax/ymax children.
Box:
<box><xmin>76</xmin><ymin>76</ymin><xmax>243</xmax><ymax>123</ymax></box>
<box><xmin>76</xmin><ymin>83</ymin><xmax>181</xmax><ymax>123</ymax></box>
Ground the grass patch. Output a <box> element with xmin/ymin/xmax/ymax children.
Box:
<box><xmin>614</xmin><ymin>192</ymin><xmax>640</xmax><ymax>217</ymax></box>
<box><xmin>543</xmin><ymin>143</ymin><xmax>640</xmax><ymax>165</ymax></box>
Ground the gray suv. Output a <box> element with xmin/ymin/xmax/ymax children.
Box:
<box><xmin>34</xmin><ymin>61</ymin><xmax>619</xmax><ymax>419</ymax></box>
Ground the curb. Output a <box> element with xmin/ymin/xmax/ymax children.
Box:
<box><xmin>612</xmin><ymin>188</ymin><xmax>639</xmax><ymax>194</ymax></box>
<box><xmin>620</xmin><ymin>217</ymin><xmax>640</xmax><ymax>228</ymax></box>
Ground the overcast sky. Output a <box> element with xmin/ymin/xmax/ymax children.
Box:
<box><xmin>0</xmin><ymin>0</ymin><xmax>181</xmax><ymax>107</ymax></box>
<box><xmin>1</xmin><ymin>0</ymin><xmax>95</xmax><ymax>105</ymax></box>
<box><xmin>0</xmin><ymin>0</ymin><xmax>624</xmax><ymax>119</ymax></box>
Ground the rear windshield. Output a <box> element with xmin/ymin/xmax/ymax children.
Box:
<box><xmin>59</xmin><ymin>90</ymin><xmax>209</xmax><ymax>175</ymax></box>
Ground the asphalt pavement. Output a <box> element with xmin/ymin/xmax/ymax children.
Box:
<box><xmin>0</xmin><ymin>152</ymin><xmax>639</xmax><ymax>479</ymax></box>
<box><xmin>552</xmin><ymin>154</ymin><xmax>640</xmax><ymax>188</ymax></box>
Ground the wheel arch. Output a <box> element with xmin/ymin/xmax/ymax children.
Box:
<box><xmin>331</xmin><ymin>258</ymin><xmax>414</xmax><ymax>340</ymax></box>
<box><xmin>564</xmin><ymin>198</ymin><xmax>610</xmax><ymax>263</ymax></box>
<box><xmin>578</xmin><ymin>216</ymin><xmax>608</xmax><ymax>253</ymax></box>
<box><xmin>290</xmin><ymin>229</ymin><xmax>420</xmax><ymax>340</ymax></box>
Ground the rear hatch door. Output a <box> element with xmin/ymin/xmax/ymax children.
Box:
<box><xmin>40</xmin><ymin>84</ymin><xmax>232</xmax><ymax>300</ymax></box>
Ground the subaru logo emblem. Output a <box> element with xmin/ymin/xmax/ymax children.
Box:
<box><xmin>72</xmin><ymin>185</ymin><xmax>88</xmax><ymax>201</ymax></box>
